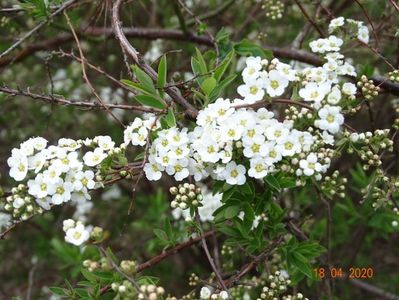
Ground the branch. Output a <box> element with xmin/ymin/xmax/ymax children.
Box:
<box><xmin>100</xmin><ymin>231</ymin><xmax>215</xmax><ymax>295</ymax></box>
<box><xmin>0</xmin><ymin>86</ymin><xmax>161</xmax><ymax>113</ymax></box>
<box><xmin>349</xmin><ymin>279</ymin><xmax>399</xmax><ymax>300</ymax></box>
<box><xmin>223</xmin><ymin>235</ymin><xmax>284</xmax><ymax>288</ymax></box>
<box><xmin>137</xmin><ymin>230</ymin><xmax>214</xmax><ymax>272</ymax></box>
<box><xmin>111</xmin><ymin>0</ymin><xmax>198</xmax><ymax>118</ymax></box>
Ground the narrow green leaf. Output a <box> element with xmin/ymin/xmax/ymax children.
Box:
<box><xmin>209</xmin><ymin>74</ymin><xmax>237</xmax><ymax>101</ymax></box>
<box><xmin>135</xmin><ymin>95</ymin><xmax>166</xmax><ymax>109</ymax></box>
<box><xmin>153</xmin><ymin>229</ymin><xmax>168</xmax><ymax>241</ymax></box>
<box><xmin>201</xmin><ymin>77</ymin><xmax>217</xmax><ymax>96</ymax></box>
<box><xmin>214</xmin><ymin>50</ymin><xmax>235</xmax><ymax>82</ymax></box>
<box><xmin>121</xmin><ymin>79</ymin><xmax>151</xmax><ymax>95</ymax></box>
<box><xmin>165</xmin><ymin>108</ymin><xmax>176</xmax><ymax>127</ymax></box>
<box><xmin>157</xmin><ymin>55</ymin><xmax>167</xmax><ymax>98</ymax></box>
<box><xmin>132</xmin><ymin>65</ymin><xmax>156</xmax><ymax>94</ymax></box>
<box><xmin>291</xmin><ymin>252</ymin><xmax>314</xmax><ymax>279</ymax></box>
<box><xmin>195</xmin><ymin>48</ymin><xmax>208</xmax><ymax>73</ymax></box>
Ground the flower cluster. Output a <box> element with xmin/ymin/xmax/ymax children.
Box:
<box><xmin>328</xmin><ymin>16</ymin><xmax>370</xmax><ymax>44</ymax></box>
<box><xmin>4</xmin><ymin>135</ymin><xmax>122</xmax><ymax>224</ymax></box>
<box><xmin>169</xmin><ymin>183</ymin><xmax>203</xmax><ymax>210</ymax></box>
<box><xmin>357</xmin><ymin>75</ymin><xmax>380</xmax><ymax>101</ymax></box>
<box><xmin>135</xmin><ymin>18</ymin><xmax>378</xmax><ymax>185</ymax></box>
<box><xmin>171</xmin><ymin>186</ymin><xmax>223</xmax><ymax>222</ymax></box>
<box><xmin>261</xmin><ymin>0</ymin><xmax>284</xmax><ymax>20</ymax></box>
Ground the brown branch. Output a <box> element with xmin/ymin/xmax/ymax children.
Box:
<box><xmin>223</xmin><ymin>235</ymin><xmax>284</xmax><ymax>288</ymax></box>
<box><xmin>111</xmin><ymin>0</ymin><xmax>199</xmax><ymax>118</ymax></box>
<box><xmin>137</xmin><ymin>230</ymin><xmax>214</xmax><ymax>272</ymax></box>
<box><xmin>100</xmin><ymin>231</ymin><xmax>215</xmax><ymax>295</ymax></box>
<box><xmin>293</xmin><ymin>0</ymin><xmax>325</xmax><ymax>37</ymax></box>
<box><xmin>0</xmin><ymin>86</ymin><xmax>161</xmax><ymax>113</ymax></box>
<box><xmin>349</xmin><ymin>279</ymin><xmax>399</xmax><ymax>300</ymax></box>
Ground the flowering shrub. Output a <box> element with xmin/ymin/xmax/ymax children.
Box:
<box><xmin>1</xmin><ymin>1</ymin><xmax>399</xmax><ymax>299</ymax></box>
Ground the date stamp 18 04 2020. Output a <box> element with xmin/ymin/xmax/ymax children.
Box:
<box><xmin>314</xmin><ymin>267</ymin><xmax>374</xmax><ymax>279</ymax></box>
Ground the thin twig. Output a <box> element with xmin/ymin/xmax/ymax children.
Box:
<box><xmin>64</xmin><ymin>11</ymin><xmax>126</xmax><ymax>127</ymax></box>
<box><xmin>0</xmin><ymin>86</ymin><xmax>160</xmax><ymax>113</ymax></box>
<box><xmin>293</xmin><ymin>0</ymin><xmax>325</xmax><ymax>37</ymax></box>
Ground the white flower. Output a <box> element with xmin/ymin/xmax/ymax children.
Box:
<box><xmin>30</xmin><ymin>137</ymin><xmax>48</xmax><ymax>151</ymax></box>
<box><xmin>131</xmin><ymin>126</ymin><xmax>149</xmax><ymax>146</ymax></box>
<box><xmin>53</xmin><ymin>151</ymin><xmax>81</xmax><ymax>173</ymax></box>
<box><xmin>83</xmin><ymin>148</ymin><xmax>107</xmax><ymax>167</ymax></box>
<box><xmin>279</xmin><ymin>134</ymin><xmax>301</xmax><ymax>157</ymax></box>
<box><xmin>276</xmin><ymin>62</ymin><xmax>297</xmax><ymax>81</ymax></box>
<box><xmin>51</xmin><ymin>179</ymin><xmax>74</xmax><ymax>205</ymax></box>
<box><xmin>264</xmin><ymin>70</ymin><xmax>289</xmax><ymax>97</ymax></box>
<box><xmin>219</xmin><ymin>291</ymin><xmax>229</xmax><ymax>300</ymax></box>
<box><xmin>64</xmin><ymin>221</ymin><xmax>90</xmax><ymax>246</ymax></box>
<box><xmin>314</xmin><ymin>105</ymin><xmax>344</xmax><ymax>134</ymax></box>
<box><xmin>327</xmin><ymin>86</ymin><xmax>341</xmax><ymax>104</ymax></box>
<box><xmin>329</xmin><ymin>17</ymin><xmax>345</xmax><ymax>32</ymax></box>
<box><xmin>28</xmin><ymin>173</ymin><xmax>56</xmax><ymax>198</ymax></box>
<box><xmin>74</xmin><ymin>170</ymin><xmax>96</xmax><ymax>190</ymax></box>
<box><xmin>299</xmin><ymin>82</ymin><xmax>330</xmax><ymax>103</ymax></box>
<box><xmin>237</xmin><ymin>79</ymin><xmax>265</xmax><ymax>104</ymax></box>
<box><xmin>299</xmin><ymin>153</ymin><xmax>322</xmax><ymax>176</ymax></box>
<box><xmin>357</xmin><ymin>25</ymin><xmax>369</xmax><ymax>44</ymax></box>
<box><xmin>310</xmin><ymin>38</ymin><xmax>328</xmax><ymax>53</ymax></box>
<box><xmin>28</xmin><ymin>152</ymin><xmax>46</xmax><ymax>173</ymax></box>
<box><xmin>144</xmin><ymin>156</ymin><xmax>164</xmax><ymax>181</ymax></box>
<box><xmin>342</xmin><ymin>82</ymin><xmax>357</xmax><ymax>96</ymax></box>
<box><xmin>43</xmin><ymin>165</ymin><xmax>62</xmax><ymax>184</ymax></box>
<box><xmin>223</xmin><ymin>161</ymin><xmax>246</xmax><ymax>185</ymax></box>
<box><xmin>326</xmin><ymin>35</ymin><xmax>343</xmax><ymax>52</ymax></box>
<box><xmin>63</xmin><ymin>219</ymin><xmax>75</xmax><ymax>232</ymax></box>
<box><xmin>8</xmin><ymin>149</ymin><xmax>29</xmax><ymax>181</ymax></box>
<box><xmin>321</xmin><ymin>130</ymin><xmax>335</xmax><ymax>145</ymax></box>
<box><xmin>95</xmin><ymin>135</ymin><xmax>115</xmax><ymax>151</ymax></box>
<box><xmin>248</xmin><ymin>157</ymin><xmax>269</xmax><ymax>178</ymax></box>
<box><xmin>200</xmin><ymin>287</ymin><xmax>212</xmax><ymax>299</ymax></box>
<box><xmin>242</xmin><ymin>56</ymin><xmax>262</xmax><ymax>83</ymax></box>
<box><xmin>165</xmin><ymin>158</ymin><xmax>189</xmax><ymax>181</ymax></box>
<box><xmin>58</xmin><ymin>138</ymin><xmax>81</xmax><ymax>151</ymax></box>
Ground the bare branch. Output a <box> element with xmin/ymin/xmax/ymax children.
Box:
<box><xmin>0</xmin><ymin>86</ymin><xmax>160</xmax><ymax>113</ymax></box>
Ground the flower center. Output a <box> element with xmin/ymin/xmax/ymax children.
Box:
<box><xmin>327</xmin><ymin>114</ymin><xmax>335</xmax><ymax>123</ymax></box>
<box><xmin>270</xmin><ymin>80</ymin><xmax>279</xmax><ymax>89</ymax></box>
<box><xmin>230</xmin><ymin>169</ymin><xmax>238</xmax><ymax>178</ymax></box>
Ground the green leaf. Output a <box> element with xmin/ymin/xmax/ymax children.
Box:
<box><xmin>290</xmin><ymin>252</ymin><xmax>314</xmax><ymax>279</ymax></box>
<box><xmin>49</xmin><ymin>287</ymin><xmax>68</xmax><ymax>297</ymax></box>
<box><xmin>201</xmin><ymin>77</ymin><xmax>217</xmax><ymax>95</ymax></box>
<box><xmin>157</xmin><ymin>55</ymin><xmax>167</xmax><ymax>98</ymax></box>
<box><xmin>165</xmin><ymin>108</ymin><xmax>176</xmax><ymax>127</ymax></box>
<box><xmin>81</xmin><ymin>268</ymin><xmax>98</xmax><ymax>283</ymax></box>
<box><xmin>224</xmin><ymin>205</ymin><xmax>240</xmax><ymax>219</ymax></box>
<box><xmin>135</xmin><ymin>95</ymin><xmax>166</xmax><ymax>109</ymax></box>
<box><xmin>214</xmin><ymin>50</ymin><xmax>235</xmax><ymax>82</ymax></box>
<box><xmin>132</xmin><ymin>65</ymin><xmax>156</xmax><ymax>94</ymax></box>
<box><xmin>264</xmin><ymin>175</ymin><xmax>281</xmax><ymax>192</ymax></box>
<box><xmin>209</xmin><ymin>74</ymin><xmax>237</xmax><ymax>101</ymax></box>
<box><xmin>121</xmin><ymin>80</ymin><xmax>152</xmax><ymax>95</ymax></box>
<box><xmin>195</xmin><ymin>48</ymin><xmax>208</xmax><ymax>73</ymax></box>
<box><xmin>153</xmin><ymin>229</ymin><xmax>168</xmax><ymax>242</ymax></box>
